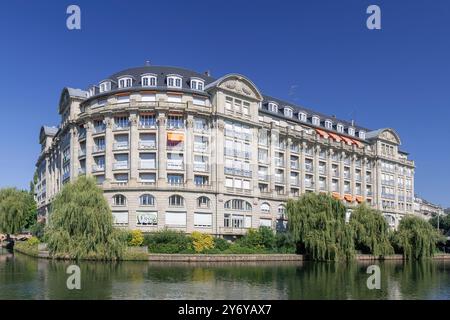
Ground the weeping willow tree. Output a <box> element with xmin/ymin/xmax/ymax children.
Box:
<box><xmin>287</xmin><ymin>193</ymin><xmax>354</xmax><ymax>261</ymax></box>
<box><xmin>393</xmin><ymin>216</ymin><xmax>443</xmax><ymax>260</ymax></box>
<box><xmin>0</xmin><ymin>188</ymin><xmax>32</xmax><ymax>239</ymax></box>
<box><xmin>45</xmin><ymin>177</ymin><xmax>125</xmax><ymax>260</ymax></box>
<box><xmin>349</xmin><ymin>204</ymin><xmax>394</xmax><ymax>257</ymax></box>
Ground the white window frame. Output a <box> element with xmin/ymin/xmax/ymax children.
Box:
<box><xmin>284</xmin><ymin>107</ymin><xmax>293</xmax><ymax>118</ymax></box>
<box><xmin>268</xmin><ymin>102</ymin><xmax>278</xmax><ymax>113</ymax></box>
<box><xmin>348</xmin><ymin>127</ymin><xmax>355</xmax><ymax>136</ymax></box>
<box><xmin>325</xmin><ymin>120</ymin><xmax>333</xmax><ymax>130</ymax></box>
<box><xmin>337</xmin><ymin>123</ymin><xmax>344</xmax><ymax>133</ymax></box>
<box><xmin>167</xmin><ymin>75</ymin><xmax>183</xmax><ymax>88</ymax></box>
<box><xmin>118</xmin><ymin>76</ymin><xmax>133</xmax><ymax>89</ymax></box>
<box><xmin>99</xmin><ymin>81</ymin><xmax>111</xmax><ymax>93</ymax></box>
<box><xmin>298</xmin><ymin>112</ymin><xmax>307</xmax><ymax>122</ymax></box>
<box><xmin>141</xmin><ymin>75</ymin><xmax>157</xmax><ymax>87</ymax></box>
<box><xmin>312</xmin><ymin>116</ymin><xmax>320</xmax><ymax>126</ymax></box>
<box><xmin>359</xmin><ymin>131</ymin><xmax>366</xmax><ymax>139</ymax></box>
<box><xmin>190</xmin><ymin>78</ymin><xmax>205</xmax><ymax>91</ymax></box>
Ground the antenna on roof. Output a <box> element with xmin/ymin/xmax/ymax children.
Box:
<box><xmin>144</xmin><ymin>60</ymin><xmax>151</xmax><ymax>66</ymax></box>
<box><xmin>351</xmin><ymin>119</ymin><xmax>355</xmax><ymax>126</ymax></box>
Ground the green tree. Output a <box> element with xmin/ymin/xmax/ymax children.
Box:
<box><xmin>0</xmin><ymin>188</ymin><xmax>31</xmax><ymax>239</ymax></box>
<box><xmin>393</xmin><ymin>216</ymin><xmax>443</xmax><ymax>260</ymax></box>
<box><xmin>287</xmin><ymin>193</ymin><xmax>354</xmax><ymax>261</ymax></box>
<box><xmin>429</xmin><ymin>214</ymin><xmax>450</xmax><ymax>235</ymax></box>
<box><xmin>45</xmin><ymin>177</ymin><xmax>125</xmax><ymax>260</ymax></box>
<box><xmin>349</xmin><ymin>204</ymin><xmax>394</xmax><ymax>256</ymax></box>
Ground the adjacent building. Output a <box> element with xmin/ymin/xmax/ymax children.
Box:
<box><xmin>35</xmin><ymin>65</ymin><xmax>415</xmax><ymax>236</ymax></box>
<box><xmin>413</xmin><ymin>195</ymin><xmax>444</xmax><ymax>220</ymax></box>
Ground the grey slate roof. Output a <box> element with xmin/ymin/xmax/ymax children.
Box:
<box><xmin>90</xmin><ymin>65</ymin><xmax>374</xmax><ymax>138</ymax></box>
<box><xmin>42</xmin><ymin>126</ymin><xmax>58</xmax><ymax>136</ymax></box>
<box><xmin>67</xmin><ymin>88</ymin><xmax>88</xmax><ymax>99</ymax></box>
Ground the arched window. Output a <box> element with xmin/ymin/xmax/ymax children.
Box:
<box><xmin>113</xmin><ymin>194</ymin><xmax>126</xmax><ymax>206</ymax></box>
<box><xmin>277</xmin><ymin>205</ymin><xmax>286</xmax><ymax>219</ymax></box>
<box><xmin>298</xmin><ymin>112</ymin><xmax>307</xmax><ymax>122</ymax></box>
<box><xmin>140</xmin><ymin>194</ymin><xmax>155</xmax><ymax>206</ymax></box>
<box><xmin>312</xmin><ymin>116</ymin><xmax>320</xmax><ymax>126</ymax></box>
<box><xmin>141</xmin><ymin>74</ymin><xmax>157</xmax><ymax>87</ymax></box>
<box><xmin>348</xmin><ymin>127</ymin><xmax>355</xmax><ymax>136</ymax></box>
<box><xmin>337</xmin><ymin>123</ymin><xmax>344</xmax><ymax>133</ymax></box>
<box><xmin>169</xmin><ymin>194</ymin><xmax>184</xmax><ymax>207</ymax></box>
<box><xmin>325</xmin><ymin>120</ymin><xmax>333</xmax><ymax>130</ymax></box>
<box><xmin>268</xmin><ymin>102</ymin><xmax>278</xmax><ymax>113</ymax></box>
<box><xmin>197</xmin><ymin>196</ymin><xmax>210</xmax><ymax>208</ymax></box>
<box><xmin>167</xmin><ymin>75</ymin><xmax>182</xmax><ymax>88</ymax></box>
<box><xmin>118</xmin><ymin>76</ymin><xmax>133</xmax><ymax>88</ymax></box>
<box><xmin>284</xmin><ymin>107</ymin><xmax>293</xmax><ymax>118</ymax></box>
<box><xmin>261</xmin><ymin>202</ymin><xmax>270</xmax><ymax>214</ymax></box>
<box><xmin>224</xmin><ymin>199</ymin><xmax>252</xmax><ymax>211</ymax></box>
<box><xmin>190</xmin><ymin>78</ymin><xmax>205</xmax><ymax>91</ymax></box>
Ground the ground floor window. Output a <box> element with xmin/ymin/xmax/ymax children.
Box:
<box><xmin>194</xmin><ymin>212</ymin><xmax>212</xmax><ymax>228</ymax></box>
<box><xmin>165</xmin><ymin>211</ymin><xmax>186</xmax><ymax>227</ymax></box>
<box><xmin>112</xmin><ymin>211</ymin><xmax>128</xmax><ymax>225</ymax></box>
<box><xmin>136</xmin><ymin>211</ymin><xmax>157</xmax><ymax>226</ymax></box>
<box><xmin>224</xmin><ymin>214</ymin><xmax>251</xmax><ymax>229</ymax></box>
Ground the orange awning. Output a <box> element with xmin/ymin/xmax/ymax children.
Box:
<box><xmin>356</xmin><ymin>196</ymin><xmax>363</xmax><ymax>203</ymax></box>
<box><xmin>328</xmin><ymin>132</ymin><xmax>342</xmax><ymax>142</ymax></box>
<box><xmin>316</xmin><ymin>128</ymin><xmax>329</xmax><ymax>139</ymax></box>
<box><xmin>344</xmin><ymin>194</ymin><xmax>353</xmax><ymax>202</ymax></box>
<box><xmin>332</xmin><ymin>192</ymin><xmax>342</xmax><ymax>200</ymax></box>
<box><xmin>352</xmin><ymin>139</ymin><xmax>364</xmax><ymax>148</ymax></box>
<box><xmin>167</xmin><ymin>133</ymin><xmax>184</xmax><ymax>142</ymax></box>
<box><xmin>341</xmin><ymin>136</ymin><xmax>354</xmax><ymax>145</ymax></box>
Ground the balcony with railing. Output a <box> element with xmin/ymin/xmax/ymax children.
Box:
<box><xmin>355</xmin><ymin>175</ymin><xmax>362</xmax><ymax>182</ymax></box>
<box><xmin>78</xmin><ymin>130</ymin><xmax>86</xmax><ymax>140</ymax></box>
<box><xmin>139</xmin><ymin>161</ymin><xmax>156</xmax><ymax>170</ymax></box>
<box><xmin>193</xmin><ymin>162</ymin><xmax>209</xmax><ymax>172</ymax></box>
<box><xmin>78</xmin><ymin>149</ymin><xmax>86</xmax><ymax>157</ymax></box>
<box><xmin>139</xmin><ymin>141</ymin><xmax>157</xmax><ymax>150</ymax></box>
<box><xmin>381</xmin><ymin>180</ymin><xmax>395</xmax><ymax>186</ymax></box>
<box><xmin>318</xmin><ymin>167</ymin><xmax>326</xmax><ymax>175</ymax></box>
<box><xmin>167</xmin><ymin>160</ymin><xmax>184</xmax><ymax>170</ymax></box>
<box><xmin>304</xmin><ymin>181</ymin><xmax>314</xmax><ymax>189</ymax></box>
<box><xmin>343</xmin><ymin>172</ymin><xmax>351</xmax><ymax>180</ymax></box>
<box><xmin>113</xmin><ymin>142</ymin><xmax>129</xmax><ymax>151</ymax></box>
<box><xmin>290</xmin><ymin>178</ymin><xmax>300</xmax><ymax>186</ymax></box>
<box><xmin>258</xmin><ymin>173</ymin><xmax>269</xmax><ymax>181</ymax></box>
<box><xmin>275</xmin><ymin>158</ymin><xmax>284</xmax><ymax>167</ymax></box>
<box><xmin>93</xmin><ymin>125</ymin><xmax>106</xmax><ymax>134</ymax></box>
<box><xmin>194</xmin><ymin>143</ymin><xmax>208</xmax><ymax>153</ymax></box>
<box><xmin>92</xmin><ymin>164</ymin><xmax>105</xmax><ymax>172</ymax></box>
<box><xmin>274</xmin><ymin>176</ymin><xmax>284</xmax><ymax>184</ymax></box>
<box><xmin>381</xmin><ymin>193</ymin><xmax>395</xmax><ymax>200</ymax></box>
<box><xmin>139</xmin><ymin>119</ymin><xmax>157</xmax><ymax>129</ymax></box>
<box><xmin>113</xmin><ymin>162</ymin><xmax>129</xmax><ymax>170</ymax></box>
<box><xmin>224</xmin><ymin>167</ymin><xmax>252</xmax><ymax>177</ymax></box>
<box><xmin>305</xmin><ymin>164</ymin><xmax>313</xmax><ymax>173</ymax></box>
<box><xmin>113</xmin><ymin>123</ymin><xmax>130</xmax><ymax>131</ymax></box>
<box><xmin>167</xmin><ymin>142</ymin><xmax>185</xmax><ymax>151</ymax></box>
<box><xmin>93</xmin><ymin>145</ymin><xmax>106</xmax><ymax>153</ymax></box>
<box><xmin>290</xmin><ymin>161</ymin><xmax>299</xmax><ymax>170</ymax></box>
<box><xmin>366</xmin><ymin>176</ymin><xmax>373</xmax><ymax>184</ymax></box>
<box><xmin>332</xmin><ymin>170</ymin><xmax>339</xmax><ymax>178</ymax></box>
<box><xmin>62</xmin><ymin>171</ymin><xmax>70</xmax><ymax>181</ymax></box>
<box><xmin>398</xmin><ymin>195</ymin><xmax>405</xmax><ymax>201</ymax></box>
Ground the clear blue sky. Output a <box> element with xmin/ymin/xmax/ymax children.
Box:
<box><xmin>0</xmin><ymin>0</ymin><xmax>448</xmax><ymax>207</ymax></box>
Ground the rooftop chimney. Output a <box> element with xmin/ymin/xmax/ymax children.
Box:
<box><xmin>351</xmin><ymin>120</ymin><xmax>355</xmax><ymax>126</ymax></box>
<box><xmin>204</xmin><ymin>70</ymin><xmax>211</xmax><ymax>77</ymax></box>
<box><xmin>144</xmin><ymin>60</ymin><xmax>151</xmax><ymax>66</ymax></box>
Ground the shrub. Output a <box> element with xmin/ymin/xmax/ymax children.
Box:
<box><xmin>144</xmin><ymin>229</ymin><xmax>192</xmax><ymax>253</ymax></box>
<box><xmin>191</xmin><ymin>231</ymin><xmax>214</xmax><ymax>253</ymax></box>
<box><xmin>213</xmin><ymin>237</ymin><xmax>231</xmax><ymax>251</ymax></box>
<box><xmin>27</xmin><ymin>236</ymin><xmax>39</xmax><ymax>246</ymax></box>
<box><xmin>128</xmin><ymin>230</ymin><xmax>144</xmax><ymax>247</ymax></box>
<box><xmin>31</xmin><ymin>221</ymin><xmax>46</xmax><ymax>240</ymax></box>
<box><xmin>274</xmin><ymin>232</ymin><xmax>296</xmax><ymax>253</ymax></box>
<box><xmin>237</xmin><ymin>227</ymin><xmax>275</xmax><ymax>249</ymax></box>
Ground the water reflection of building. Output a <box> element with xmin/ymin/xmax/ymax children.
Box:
<box><xmin>35</xmin><ymin>64</ymin><xmax>415</xmax><ymax>235</ymax></box>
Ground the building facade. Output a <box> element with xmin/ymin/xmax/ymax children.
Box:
<box><xmin>35</xmin><ymin>65</ymin><xmax>415</xmax><ymax>236</ymax></box>
<box><xmin>413</xmin><ymin>195</ymin><xmax>444</xmax><ymax>221</ymax></box>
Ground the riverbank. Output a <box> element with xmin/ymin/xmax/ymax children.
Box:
<box><xmin>13</xmin><ymin>242</ymin><xmax>450</xmax><ymax>262</ymax></box>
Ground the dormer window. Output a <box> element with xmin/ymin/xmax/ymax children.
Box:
<box><xmin>337</xmin><ymin>123</ymin><xmax>344</xmax><ymax>133</ymax></box>
<box><xmin>325</xmin><ymin>120</ymin><xmax>333</xmax><ymax>130</ymax></box>
<box><xmin>167</xmin><ymin>75</ymin><xmax>182</xmax><ymax>88</ymax></box>
<box><xmin>88</xmin><ymin>86</ymin><xmax>96</xmax><ymax>97</ymax></box>
<box><xmin>284</xmin><ymin>107</ymin><xmax>293</xmax><ymax>118</ymax></box>
<box><xmin>359</xmin><ymin>131</ymin><xmax>366</xmax><ymax>139</ymax></box>
<box><xmin>312</xmin><ymin>116</ymin><xmax>320</xmax><ymax>126</ymax></box>
<box><xmin>348</xmin><ymin>127</ymin><xmax>355</xmax><ymax>136</ymax></box>
<box><xmin>299</xmin><ymin>112</ymin><xmax>307</xmax><ymax>122</ymax></box>
<box><xmin>190</xmin><ymin>78</ymin><xmax>205</xmax><ymax>91</ymax></box>
<box><xmin>99</xmin><ymin>81</ymin><xmax>111</xmax><ymax>93</ymax></box>
<box><xmin>268</xmin><ymin>102</ymin><xmax>278</xmax><ymax>113</ymax></box>
<box><xmin>141</xmin><ymin>75</ymin><xmax>157</xmax><ymax>87</ymax></box>
<box><xmin>118</xmin><ymin>77</ymin><xmax>133</xmax><ymax>89</ymax></box>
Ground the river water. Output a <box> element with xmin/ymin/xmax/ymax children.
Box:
<box><xmin>1</xmin><ymin>248</ymin><xmax>449</xmax><ymax>300</ymax></box>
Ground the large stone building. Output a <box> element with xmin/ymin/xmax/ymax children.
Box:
<box><xmin>413</xmin><ymin>195</ymin><xmax>444</xmax><ymax>221</ymax></box>
<box><xmin>35</xmin><ymin>65</ymin><xmax>415</xmax><ymax>236</ymax></box>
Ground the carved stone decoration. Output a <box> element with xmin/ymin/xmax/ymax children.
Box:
<box><xmin>186</xmin><ymin>118</ymin><xmax>194</xmax><ymax>129</ymax></box>
<box><xmin>219</xmin><ymin>78</ymin><xmax>258</xmax><ymax>99</ymax></box>
<box><xmin>105</xmin><ymin>118</ymin><xmax>113</xmax><ymax>129</ymax></box>
<box><xmin>129</xmin><ymin>114</ymin><xmax>138</xmax><ymax>126</ymax></box>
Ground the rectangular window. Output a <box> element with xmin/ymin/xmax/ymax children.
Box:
<box><xmin>165</xmin><ymin>211</ymin><xmax>186</xmax><ymax>226</ymax></box>
<box><xmin>259</xmin><ymin>218</ymin><xmax>272</xmax><ymax>228</ymax></box>
<box><xmin>112</xmin><ymin>211</ymin><xmax>128</xmax><ymax>225</ymax></box>
<box><xmin>194</xmin><ymin>213</ymin><xmax>212</xmax><ymax>228</ymax></box>
<box><xmin>168</xmin><ymin>94</ymin><xmax>182</xmax><ymax>103</ymax></box>
<box><xmin>136</xmin><ymin>211</ymin><xmax>157</xmax><ymax>226</ymax></box>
